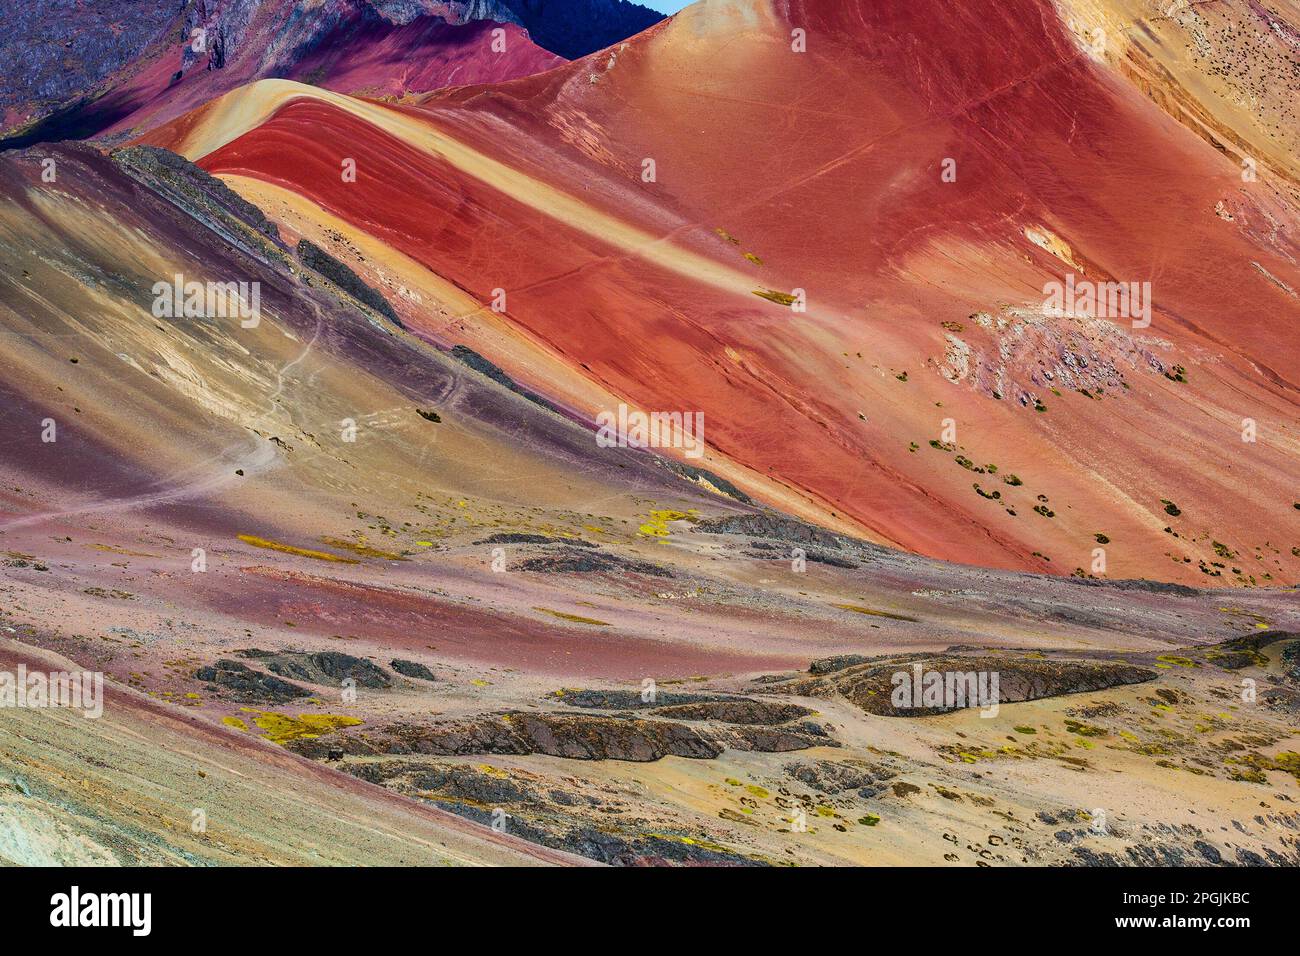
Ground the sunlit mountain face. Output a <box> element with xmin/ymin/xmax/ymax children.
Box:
<box><xmin>0</xmin><ymin>0</ymin><xmax>1298</xmax><ymax>870</ymax></box>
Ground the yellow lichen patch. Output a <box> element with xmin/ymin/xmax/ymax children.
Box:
<box><xmin>646</xmin><ymin>833</ymin><xmax>733</xmax><ymax>854</ymax></box>
<box><xmin>237</xmin><ymin>534</ymin><xmax>359</xmax><ymax>563</ymax></box>
<box><xmin>248</xmin><ymin>710</ymin><xmax>363</xmax><ymax>744</ymax></box>
<box><xmin>319</xmin><ymin>536</ymin><xmax>408</xmax><ymax>560</ymax></box>
<box><xmin>91</xmin><ymin>543</ymin><xmax>158</xmax><ymax>557</ymax></box>
<box><xmin>533</xmin><ymin>607</ymin><xmax>611</xmax><ymax>626</ymax></box>
<box><xmin>222</xmin><ymin>716</ymin><xmax>248</xmax><ymax>731</ymax></box>
<box><xmin>477</xmin><ymin>764</ymin><xmax>509</xmax><ymax>779</ymax></box>
<box><xmin>638</xmin><ymin>508</ymin><xmax>699</xmax><ymax>538</ymax></box>
<box><xmin>831</xmin><ymin>604</ymin><xmax>919</xmax><ymax>623</ymax></box>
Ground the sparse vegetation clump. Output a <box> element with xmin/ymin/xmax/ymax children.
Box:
<box><xmin>1064</xmin><ymin>719</ymin><xmax>1106</xmax><ymax>737</ymax></box>
<box><xmin>1211</xmin><ymin>541</ymin><xmax>1236</xmax><ymax>559</ymax></box>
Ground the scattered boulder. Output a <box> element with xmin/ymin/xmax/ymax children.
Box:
<box><xmin>390</xmin><ymin>659</ymin><xmax>437</xmax><ymax>681</ymax></box>
<box><xmin>785</xmin><ymin>758</ymin><xmax>896</xmax><ymax>795</ymax></box>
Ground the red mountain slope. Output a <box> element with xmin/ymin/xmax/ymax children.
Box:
<box><xmin>152</xmin><ymin>0</ymin><xmax>1299</xmax><ymax>584</ymax></box>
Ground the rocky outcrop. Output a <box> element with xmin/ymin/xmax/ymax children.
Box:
<box><xmin>551</xmin><ymin>688</ymin><xmax>815</xmax><ymax>725</ymax></box>
<box><xmin>297</xmin><ymin>239</ymin><xmax>402</xmax><ymax>326</ymax></box>
<box><xmin>194</xmin><ymin>659</ymin><xmax>312</xmax><ymax>703</ymax></box>
<box><xmin>346</xmin><ymin>759</ymin><xmax>764</xmax><ymax>866</ymax></box>
<box><xmin>292</xmin><ymin>712</ymin><xmax>722</xmax><ymax>760</ymax></box>
<box><xmin>113</xmin><ymin>145</ymin><xmax>285</xmax><ymax>255</ymax></box>
<box><xmin>656</xmin><ymin>457</ymin><xmax>753</xmax><ymax>504</ymax></box>
<box><xmin>694</xmin><ymin>513</ymin><xmax>858</xmax><ymax>552</ymax></box>
<box><xmin>474</xmin><ymin>533</ymin><xmax>596</xmax><ymax>547</ymax></box>
<box><xmin>516</xmin><ymin>546</ymin><xmax>671</xmax><ymax>576</ymax></box>
<box><xmin>3</xmin><ymin>0</ymin><xmax>659</xmax><ymax>144</ymax></box>
<box><xmin>289</xmin><ymin>707</ymin><xmax>833</xmax><ymax>761</ymax></box>
<box><xmin>809</xmin><ymin>654</ymin><xmax>873</xmax><ymax>675</ymax></box>
<box><xmin>764</xmin><ymin>654</ymin><xmax>1156</xmax><ymax>717</ymax></box>
<box><xmin>448</xmin><ymin>345</ymin><xmax>558</xmax><ymax>412</ymax></box>
<box><xmin>647</xmin><ymin>700</ymin><xmax>814</xmax><ymax>725</ymax></box>
<box><xmin>239</xmin><ymin>649</ymin><xmax>393</xmax><ymax>689</ymax></box>
<box><xmin>550</xmin><ymin>688</ymin><xmax>736</xmax><ymax>710</ymax></box>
